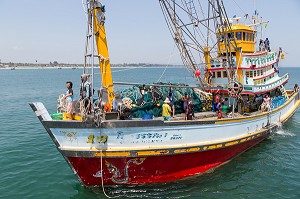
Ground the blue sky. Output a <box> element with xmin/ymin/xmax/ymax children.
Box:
<box><xmin>0</xmin><ymin>0</ymin><xmax>299</xmax><ymax>66</ymax></box>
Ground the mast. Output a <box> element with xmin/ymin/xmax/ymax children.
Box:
<box><xmin>85</xmin><ymin>0</ymin><xmax>114</xmax><ymax>111</ymax></box>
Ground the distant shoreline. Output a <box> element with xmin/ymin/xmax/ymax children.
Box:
<box><xmin>0</xmin><ymin>64</ymin><xmax>186</xmax><ymax>70</ymax></box>
<box><xmin>1</xmin><ymin>64</ymin><xmax>297</xmax><ymax>70</ymax></box>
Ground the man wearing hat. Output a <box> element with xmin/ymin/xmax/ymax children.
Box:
<box><xmin>80</xmin><ymin>74</ymin><xmax>91</xmax><ymax>112</ymax></box>
<box><xmin>162</xmin><ymin>98</ymin><xmax>172</xmax><ymax>121</ymax></box>
<box><xmin>80</xmin><ymin>74</ymin><xmax>90</xmax><ymax>100</ymax></box>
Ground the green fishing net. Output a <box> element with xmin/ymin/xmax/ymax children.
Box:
<box><xmin>120</xmin><ymin>83</ymin><xmax>203</xmax><ymax>118</ymax></box>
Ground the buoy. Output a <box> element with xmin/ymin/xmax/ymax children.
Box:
<box><xmin>195</xmin><ymin>70</ymin><xmax>201</xmax><ymax>77</ymax></box>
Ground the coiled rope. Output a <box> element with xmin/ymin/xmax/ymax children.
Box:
<box><xmin>122</xmin><ymin>97</ymin><xmax>133</xmax><ymax>109</ymax></box>
<box><xmin>57</xmin><ymin>94</ymin><xmax>67</xmax><ymax>113</ymax></box>
<box><xmin>79</xmin><ymin>98</ymin><xmax>91</xmax><ymax>121</ymax></box>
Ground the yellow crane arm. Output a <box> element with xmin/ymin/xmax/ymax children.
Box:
<box><xmin>93</xmin><ymin>5</ymin><xmax>114</xmax><ymax>111</ymax></box>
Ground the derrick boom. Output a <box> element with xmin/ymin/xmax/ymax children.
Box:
<box><xmin>89</xmin><ymin>0</ymin><xmax>114</xmax><ymax>110</ymax></box>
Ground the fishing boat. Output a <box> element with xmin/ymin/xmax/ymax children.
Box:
<box><xmin>30</xmin><ymin>0</ymin><xmax>300</xmax><ymax>186</ymax></box>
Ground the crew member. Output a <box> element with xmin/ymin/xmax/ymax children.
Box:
<box><xmin>64</xmin><ymin>81</ymin><xmax>74</xmax><ymax>120</ymax></box>
<box><xmin>162</xmin><ymin>98</ymin><xmax>172</xmax><ymax>121</ymax></box>
<box><xmin>80</xmin><ymin>74</ymin><xmax>91</xmax><ymax>112</ymax></box>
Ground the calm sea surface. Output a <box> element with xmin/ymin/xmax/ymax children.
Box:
<box><xmin>0</xmin><ymin>67</ymin><xmax>299</xmax><ymax>199</ymax></box>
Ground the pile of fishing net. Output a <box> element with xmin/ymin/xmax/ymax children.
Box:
<box><xmin>120</xmin><ymin>83</ymin><xmax>204</xmax><ymax>118</ymax></box>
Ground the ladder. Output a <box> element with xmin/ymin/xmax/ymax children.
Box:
<box><xmin>184</xmin><ymin>0</ymin><xmax>198</xmax><ymax>25</ymax></box>
<box><xmin>279</xmin><ymin>84</ymin><xmax>289</xmax><ymax>99</ymax></box>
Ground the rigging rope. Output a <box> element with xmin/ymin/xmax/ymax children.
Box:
<box><xmin>156</xmin><ymin>44</ymin><xmax>177</xmax><ymax>82</ymax></box>
<box><xmin>82</xmin><ymin>0</ymin><xmax>87</xmax><ymax>14</ymax></box>
<box><xmin>99</xmin><ymin>121</ymin><xmax>121</xmax><ymax>199</ymax></box>
<box><xmin>231</xmin><ymin>0</ymin><xmax>253</xmax><ymax>24</ymax></box>
<box><xmin>160</xmin><ymin>1</ymin><xmax>204</xmax><ymax>88</ymax></box>
<box><xmin>94</xmin><ymin>51</ymin><xmax>181</xmax><ymax>75</ymax></box>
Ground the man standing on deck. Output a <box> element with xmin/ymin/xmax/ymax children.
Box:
<box><xmin>162</xmin><ymin>98</ymin><xmax>172</xmax><ymax>121</ymax></box>
<box><xmin>167</xmin><ymin>87</ymin><xmax>175</xmax><ymax>117</ymax></box>
<box><xmin>64</xmin><ymin>81</ymin><xmax>74</xmax><ymax>120</ymax></box>
<box><xmin>264</xmin><ymin>38</ymin><xmax>270</xmax><ymax>52</ymax></box>
<box><xmin>80</xmin><ymin>74</ymin><xmax>91</xmax><ymax>112</ymax></box>
<box><xmin>182</xmin><ymin>93</ymin><xmax>189</xmax><ymax>112</ymax></box>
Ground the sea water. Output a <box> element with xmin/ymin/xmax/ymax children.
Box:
<box><xmin>0</xmin><ymin>67</ymin><xmax>299</xmax><ymax>199</ymax></box>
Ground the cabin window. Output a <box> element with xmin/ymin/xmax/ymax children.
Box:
<box><xmin>243</xmin><ymin>32</ymin><xmax>246</xmax><ymax>40</ymax></box>
<box><xmin>246</xmin><ymin>33</ymin><xmax>250</xmax><ymax>41</ymax></box>
<box><xmin>223</xmin><ymin>71</ymin><xmax>228</xmax><ymax>78</ymax></box>
<box><xmin>248</xmin><ymin>33</ymin><xmax>252</xmax><ymax>41</ymax></box>
<box><xmin>261</xmin><ymin>70</ymin><xmax>263</xmax><ymax>75</ymax></box>
<box><xmin>217</xmin><ymin>71</ymin><xmax>222</xmax><ymax>78</ymax></box>
<box><xmin>246</xmin><ymin>71</ymin><xmax>250</xmax><ymax>77</ymax></box>
<box><xmin>249</xmin><ymin>71</ymin><xmax>253</xmax><ymax>78</ymax></box>
<box><xmin>231</xmin><ymin>58</ymin><xmax>235</xmax><ymax>65</ymax></box>
<box><xmin>236</xmin><ymin>32</ymin><xmax>242</xmax><ymax>40</ymax></box>
<box><xmin>228</xmin><ymin>33</ymin><xmax>234</xmax><ymax>40</ymax></box>
<box><xmin>212</xmin><ymin>72</ymin><xmax>216</xmax><ymax>78</ymax></box>
<box><xmin>253</xmin><ymin>70</ymin><xmax>257</xmax><ymax>77</ymax></box>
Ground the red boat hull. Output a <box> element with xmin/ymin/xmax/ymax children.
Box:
<box><xmin>67</xmin><ymin>134</ymin><xmax>267</xmax><ymax>186</ymax></box>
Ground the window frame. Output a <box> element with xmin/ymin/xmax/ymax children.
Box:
<box><xmin>236</xmin><ymin>32</ymin><xmax>242</xmax><ymax>40</ymax></box>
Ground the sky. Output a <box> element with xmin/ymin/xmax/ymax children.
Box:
<box><xmin>0</xmin><ymin>0</ymin><xmax>299</xmax><ymax>67</ymax></box>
